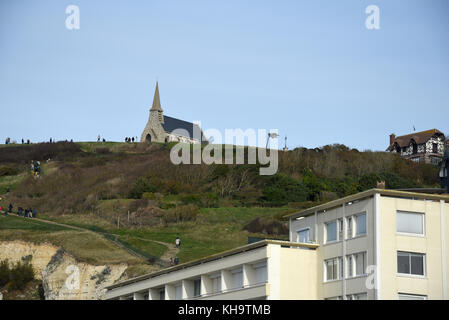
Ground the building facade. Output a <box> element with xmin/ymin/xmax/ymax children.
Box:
<box><xmin>105</xmin><ymin>189</ymin><xmax>449</xmax><ymax>300</ymax></box>
<box><xmin>288</xmin><ymin>189</ymin><xmax>449</xmax><ymax>300</ymax></box>
<box><xmin>386</xmin><ymin>129</ymin><xmax>446</xmax><ymax>165</ymax></box>
<box><xmin>140</xmin><ymin>82</ymin><xmax>206</xmax><ymax>144</ymax></box>
<box><xmin>105</xmin><ymin>240</ymin><xmax>319</xmax><ymax>300</ymax></box>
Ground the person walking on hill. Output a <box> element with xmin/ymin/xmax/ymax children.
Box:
<box><xmin>175</xmin><ymin>237</ymin><xmax>180</xmax><ymax>248</ymax></box>
<box><xmin>32</xmin><ymin>208</ymin><xmax>37</xmax><ymax>218</ymax></box>
<box><xmin>8</xmin><ymin>203</ymin><xmax>13</xmax><ymax>213</ymax></box>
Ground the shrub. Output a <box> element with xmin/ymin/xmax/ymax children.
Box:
<box><xmin>8</xmin><ymin>261</ymin><xmax>35</xmax><ymax>291</ymax></box>
<box><xmin>94</xmin><ymin>147</ymin><xmax>111</xmax><ymax>154</ymax></box>
<box><xmin>129</xmin><ymin>178</ymin><xmax>157</xmax><ymax>199</ymax></box>
<box><xmin>0</xmin><ymin>166</ymin><xmax>19</xmax><ymax>176</ymax></box>
<box><xmin>243</xmin><ymin>217</ymin><xmax>288</xmax><ymax>235</ymax></box>
<box><xmin>181</xmin><ymin>194</ymin><xmax>202</xmax><ymax>206</ymax></box>
<box><xmin>0</xmin><ymin>260</ymin><xmax>35</xmax><ymax>291</ymax></box>
<box><xmin>262</xmin><ymin>173</ymin><xmax>308</xmax><ymax>205</ymax></box>
<box><xmin>0</xmin><ymin>260</ymin><xmax>10</xmax><ymax>287</ymax></box>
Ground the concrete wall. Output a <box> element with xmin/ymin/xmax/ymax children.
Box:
<box><xmin>378</xmin><ymin>196</ymin><xmax>449</xmax><ymax>299</ymax></box>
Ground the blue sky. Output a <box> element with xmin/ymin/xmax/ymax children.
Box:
<box><xmin>0</xmin><ymin>0</ymin><xmax>448</xmax><ymax>150</ymax></box>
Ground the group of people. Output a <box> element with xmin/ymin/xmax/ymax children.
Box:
<box><xmin>30</xmin><ymin>160</ymin><xmax>41</xmax><ymax>179</ymax></box>
<box><xmin>0</xmin><ymin>203</ymin><xmax>36</xmax><ymax>218</ymax></box>
<box><xmin>97</xmin><ymin>135</ymin><xmax>107</xmax><ymax>142</ymax></box>
<box><xmin>4</xmin><ymin>138</ymin><xmax>32</xmax><ymax>144</ymax></box>
<box><xmin>169</xmin><ymin>257</ymin><xmax>180</xmax><ymax>266</ymax></box>
<box><xmin>125</xmin><ymin>137</ymin><xmax>138</xmax><ymax>143</ymax></box>
<box><xmin>168</xmin><ymin>237</ymin><xmax>181</xmax><ymax>266</ymax></box>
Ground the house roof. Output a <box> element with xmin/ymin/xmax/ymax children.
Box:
<box><xmin>387</xmin><ymin>129</ymin><xmax>445</xmax><ymax>151</ymax></box>
<box><xmin>162</xmin><ymin>115</ymin><xmax>205</xmax><ymax>141</ymax></box>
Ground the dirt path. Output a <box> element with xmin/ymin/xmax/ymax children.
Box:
<box><xmin>10</xmin><ymin>215</ymin><xmax>179</xmax><ymax>266</ymax></box>
<box><xmin>129</xmin><ymin>236</ymin><xmax>180</xmax><ymax>265</ymax></box>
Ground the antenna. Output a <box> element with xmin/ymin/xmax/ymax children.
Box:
<box><xmin>266</xmin><ymin>132</ymin><xmax>279</xmax><ymax>149</ymax></box>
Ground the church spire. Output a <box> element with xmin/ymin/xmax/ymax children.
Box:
<box><xmin>151</xmin><ymin>81</ymin><xmax>163</xmax><ymax>111</ymax></box>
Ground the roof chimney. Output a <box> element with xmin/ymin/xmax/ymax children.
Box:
<box><xmin>389</xmin><ymin>133</ymin><xmax>396</xmax><ymax>146</ymax></box>
<box><xmin>376</xmin><ymin>181</ymin><xmax>386</xmax><ymax>189</ymax></box>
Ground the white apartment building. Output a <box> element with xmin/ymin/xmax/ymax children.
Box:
<box><xmin>105</xmin><ymin>189</ymin><xmax>449</xmax><ymax>300</ymax></box>
<box><xmin>105</xmin><ymin>240</ymin><xmax>319</xmax><ymax>300</ymax></box>
<box><xmin>288</xmin><ymin>188</ymin><xmax>449</xmax><ymax>300</ymax></box>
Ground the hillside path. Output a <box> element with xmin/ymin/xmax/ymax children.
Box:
<box><xmin>9</xmin><ymin>215</ymin><xmax>179</xmax><ymax>266</ymax></box>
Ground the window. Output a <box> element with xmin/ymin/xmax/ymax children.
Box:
<box><xmin>175</xmin><ymin>284</ymin><xmax>182</xmax><ymax>300</ymax></box>
<box><xmin>347</xmin><ymin>216</ymin><xmax>353</xmax><ymax>239</ymax></box>
<box><xmin>159</xmin><ymin>288</ymin><xmax>165</xmax><ymax>300</ymax></box>
<box><xmin>397</xmin><ymin>252</ymin><xmax>425</xmax><ymax>276</ymax></box>
<box><xmin>355</xmin><ymin>213</ymin><xmax>366</xmax><ymax>236</ymax></box>
<box><xmin>211</xmin><ymin>274</ymin><xmax>222</xmax><ymax>293</ymax></box>
<box><xmin>347</xmin><ymin>255</ymin><xmax>353</xmax><ymax>278</ymax></box>
<box><xmin>347</xmin><ymin>293</ymin><xmax>367</xmax><ymax>300</ymax></box>
<box><xmin>193</xmin><ymin>279</ymin><xmax>201</xmax><ymax>297</ymax></box>
<box><xmin>396</xmin><ymin>211</ymin><xmax>424</xmax><ymax>235</ymax></box>
<box><xmin>253</xmin><ymin>262</ymin><xmax>268</xmax><ymax>284</ymax></box>
<box><xmin>398</xmin><ymin>293</ymin><xmax>427</xmax><ymax>300</ymax></box>
<box><xmin>355</xmin><ymin>252</ymin><xmax>366</xmax><ymax>276</ymax></box>
<box><xmin>297</xmin><ymin>228</ymin><xmax>310</xmax><ymax>243</ymax></box>
<box><xmin>326</xmin><ymin>220</ymin><xmax>337</xmax><ymax>243</ymax></box>
<box><xmin>232</xmin><ymin>268</ymin><xmax>243</xmax><ymax>289</ymax></box>
<box><xmin>325</xmin><ymin>257</ymin><xmax>343</xmax><ymax>281</ymax></box>
<box><xmin>432</xmin><ymin>143</ymin><xmax>438</xmax><ymax>154</ymax></box>
<box><xmin>412</xmin><ymin>142</ymin><xmax>417</xmax><ymax>154</ymax></box>
<box><xmin>338</xmin><ymin>218</ymin><xmax>344</xmax><ymax>241</ymax></box>
<box><xmin>339</xmin><ymin>257</ymin><xmax>343</xmax><ymax>279</ymax></box>
<box><xmin>325</xmin><ymin>296</ymin><xmax>343</xmax><ymax>300</ymax></box>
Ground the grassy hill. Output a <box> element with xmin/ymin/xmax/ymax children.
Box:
<box><xmin>0</xmin><ymin>141</ymin><xmax>440</xmax><ymax>275</ymax></box>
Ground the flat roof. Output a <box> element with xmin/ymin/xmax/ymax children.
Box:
<box><xmin>284</xmin><ymin>188</ymin><xmax>449</xmax><ymax>220</ymax></box>
<box><xmin>107</xmin><ymin>239</ymin><xmax>318</xmax><ymax>291</ymax></box>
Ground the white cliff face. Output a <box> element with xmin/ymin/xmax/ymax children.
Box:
<box><xmin>0</xmin><ymin>241</ymin><xmax>127</xmax><ymax>300</ymax></box>
<box><xmin>0</xmin><ymin>241</ymin><xmax>58</xmax><ymax>280</ymax></box>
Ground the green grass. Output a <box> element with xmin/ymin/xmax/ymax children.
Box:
<box><xmin>0</xmin><ymin>215</ymin><xmax>69</xmax><ymax>232</ymax></box>
<box><xmin>116</xmin><ymin>235</ymin><xmax>167</xmax><ymax>260</ymax></box>
<box><xmin>0</xmin><ymin>172</ymin><xmax>27</xmax><ymax>195</ymax></box>
<box><xmin>1</xmin><ymin>206</ymin><xmax>291</xmax><ymax>267</ymax></box>
<box><xmin>76</xmin><ymin>142</ymin><xmax>129</xmax><ymax>153</ymax></box>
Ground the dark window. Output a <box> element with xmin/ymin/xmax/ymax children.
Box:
<box><xmin>159</xmin><ymin>288</ymin><xmax>165</xmax><ymax>300</ymax></box>
<box><xmin>397</xmin><ymin>252</ymin><xmax>425</xmax><ymax>276</ymax></box>
<box><xmin>432</xmin><ymin>143</ymin><xmax>438</xmax><ymax>154</ymax></box>
<box><xmin>412</xmin><ymin>142</ymin><xmax>418</xmax><ymax>154</ymax></box>
<box><xmin>194</xmin><ymin>279</ymin><xmax>201</xmax><ymax>297</ymax></box>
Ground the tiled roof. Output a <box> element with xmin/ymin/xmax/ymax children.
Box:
<box><xmin>387</xmin><ymin>129</ymin><xmax>444</xmax><ymax>150</ymax></box>
<box><xmin>162</xmin><ymin>115</ymin><xmax>205</xmax><ymax>141</ymax></box>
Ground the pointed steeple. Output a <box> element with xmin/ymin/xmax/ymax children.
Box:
<box><xmin>151</xmin><ymin>82</ymin><xmax>163</xmax><ymax>111</ymax></box>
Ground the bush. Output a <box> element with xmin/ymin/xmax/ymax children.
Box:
<box><xmin>262</xmin><ymin>173</ymin><xmax>308</xmax><ymax>205</ymax></box>
<box><xmin>0</xmin><ymin>166</ymin><xmax>19</xmax><ymax>176</ymax></box>
<box><xmin>0</xmin><ymin>260</ymin><xmax>35</xmax><ymax>291</ymax></box>
<box><xmin>129</xmin><ymin>178</ymin><xmax>157</xmax><ymax>199</ymax></box>
<box><xmin>0</xmin><ymin>260</ymin><xmax>10</xmax><ymax>287</ymax></box>
<box><xmin>8</xmin><ymin>261</ymin><xmax>35</xmax><ymax>291</ymax></box>
<box><xmin>243</xmin><ymin>217</ymin><xmax>288</xmax><ymax>235</ymax></box>
<box><xmin>181</xmin><ymin>194</ymin><xmax>202</xmax><ymax>206</ymax></box>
